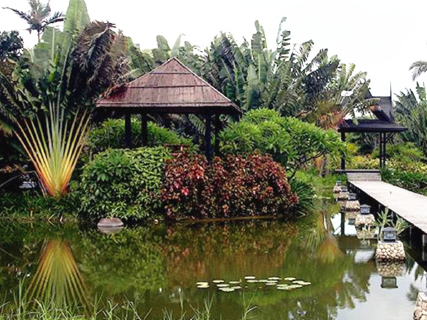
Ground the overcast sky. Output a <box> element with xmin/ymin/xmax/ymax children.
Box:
<box><xmin>1</xmin><ymin>0</ymin><xmax>427</xmax><ymax>96</ymax></box>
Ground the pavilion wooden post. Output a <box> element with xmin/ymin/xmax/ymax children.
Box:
<box><xmin>214</xmin><ymin>115</ymin><xmax>221</xmax><ymax>156</ymax></box>
<box><xmin>125</xmin><ymin>113</ymin><xmax>132</xmax><ymax>148</ymax></box>
<box><xmin>141</xmin><ymin>113</ymin><xmax>148</xmax><ymax>147</ymax></box>
<box><xmin>340</xmin><ymin>131</ymin><xmax>346</xmax><ymax>170</ymax></box>
<box><xmin>205</xmin><ymin>114</ymin><xmax>212</xmax><ymax>161</ymax></box>
<box><xmin>380</xmin><ymin>132</ymin><xmax>385</xmax><ymax>169</ymax></box>
<box><xmin>383</xmin><ymin>132</ymin><xmax>387</xmax><ymax>167</ymax></box>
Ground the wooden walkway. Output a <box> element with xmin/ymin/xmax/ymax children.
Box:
<box><xmin>349</xmin><ymin>179</ymin><xmax>427</xmax><ymax>234</ymax></box>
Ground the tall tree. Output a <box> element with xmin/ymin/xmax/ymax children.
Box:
<box><xmin>395</xmin><ymin>83</ymin><xmax>427</xmax><ymax>155</ymax></box>
<box><xmin>3</xmin><ymin>0</ymin><xmax>64</xmax><ymax>42</ymax></box>
<box><xmin>0</xmin><ymin>0</ymin><xmax>131</xmax><ymax>197</ymax></box>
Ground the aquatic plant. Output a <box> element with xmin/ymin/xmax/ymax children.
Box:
<box><xmin>374</xmin><ymin>207</ymin><xmax>409</xmax><ymax>241</ymax></box>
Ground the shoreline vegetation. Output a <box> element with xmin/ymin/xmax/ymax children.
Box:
<box><xmin>0</xmin><ymin>294</ymin><xmax>256</xmax><ymax>320</ymax></box>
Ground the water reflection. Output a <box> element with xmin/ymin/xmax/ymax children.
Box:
<box><xmin>27</xmin><ymin>240</ymin><xmax>88</xmax><ymax>309</ymax></box>
<box><xmin>0</xmin><ymin>206</ymin><xmax>425</xmax><ymax>319</ymax></box>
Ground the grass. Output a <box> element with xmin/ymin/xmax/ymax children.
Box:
<box><xmin>0</xmin><ymin>286</ymin><xmax>256</xmax><ymax>320</ymax></box>
<box><xmin>0</xmin><ymin>191</ymin><xmax>79</xmax><ymax>221</ymax></box>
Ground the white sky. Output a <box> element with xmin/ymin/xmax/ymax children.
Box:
<box><xmin>1</xmin><ymin>0</ymin><xmax>427</xmax><ymax>96</ymax></box>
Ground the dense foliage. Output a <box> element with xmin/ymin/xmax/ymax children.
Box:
<box><xmin>381</xmin><ymin>159</ymin><xmax>427</xmax><ymax>195</ymax></box>
<box><xmin>0</xmin><ymin>191</ymin><xmax>79</xmax><ymax>219</ymax></box>
<box><xmin>87</xmin><ymin>118</ymin><xmax>192</xmax><ymax>154</ymax></box>
<box><xmin>395</xmin><ymin>83</ymin><xmax>427</xmax><ymax>156</ymax></box>
<box><xmin>162</xmin><ymin>152</ymin><xmax>298</xmax><ymax>219</ymax></box>
<box><xmin>80</xmin><ymin>147</ymin><xmax>170</xmax><ymax>220</ymax></box>
<box><xmin>220</xmin><ymin>109</ymin><xmax>345</xmax><ymax>178</ymax></box>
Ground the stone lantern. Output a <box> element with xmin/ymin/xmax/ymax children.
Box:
<box><xmin>376</xmin><ymin>226</ymin><xmax>405</xmax><ymax>261</ymax></box>
<box><xmin>337</xmin><ymin>186</ymin><xmax>349</xmax><ymax>201</ymax></box>
<box><xmin>355</xmin><ymin>204</ymin><xmax>375</xmax><ymax>228</ymax></box>
<box><xmin>345</xmin><ymin>193</ymin><xmax>360</xmax><ymax>213</ymax></box>
<box><xmin>333</xmin><ymin>180</ymin><xmax>342</xmax><ymax>195</ymax></box>
<box><xmin>382</xmin><ymin>227</ymin><xmax>397</xmax><ymax>242</ymax></box>
<box><xmin>381</xmin><ymin>276</ymin><xmax>398</xmax><ymax>289</ymax></box>
<box><xmin>360</xmin><ymin>204</ymin><xmax>371</xmax><ymax>215</ymax></box>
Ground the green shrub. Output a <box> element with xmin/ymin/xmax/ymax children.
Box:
<box><xmin>87</xmin><ymin>119</ymin><xmax>192</xmax><ymax>154</ymax></box>
<box><xmin>79</xmin><ymin>147</ymin><xmax>171</xmax><ymax>220</ymax></box>
<box><xmin>382</xmin><ymin>167</ymin><xmax>427</xmax><ymax>195</ymax></box>
<box><xmin>372</xmin><ymin>142</ymin><xmax>425</xmax><ymax>163</ymax></box>
<box><xmin>288</xmin><ymin>178</ymin><xmax>315</xmax><ymax>214</ymax></box>
<box><xmin>162</xmin><ymin>152</ymin><xmax>299</xmax><ymax>219</ymax></box>
<box><xmin>220</xmin><ymin>109</ymin><xmax>345</xmax><ymax>178</ymax></box>
<box><xmin>0</xmin><ymin>191</ymin><xmax>79</xmax><ymax>219</ymax></box>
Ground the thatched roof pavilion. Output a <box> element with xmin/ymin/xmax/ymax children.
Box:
<box><xmin>97</xmin><ymin>57</ymin><xmax>241</xmax><ymax>160</ymax></box>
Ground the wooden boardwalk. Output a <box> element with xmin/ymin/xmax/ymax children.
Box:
<box><xmin>349</xmin><ymin>179</ymin><xmax>427</xmax><ymax>234</ymax></box>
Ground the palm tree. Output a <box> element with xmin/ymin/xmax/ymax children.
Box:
<box><xmin>3</xmin><ymin>0</ymin><xmax>64</xmax><ymax>43</ymax></box>
<box><xmin>410</xmin><ymin>61</ymin><xmax>427</xmax><ymax>80</ymax></box>
<box><xmin>0</xmin><ymin>0</ymin><xmax>131</xmax><ymax>197</ymax></box>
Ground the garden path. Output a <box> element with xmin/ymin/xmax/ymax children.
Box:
<box><xmin>350</xmin><ymin>178</ymin><xmax>427</xmax><ymax>234</ymax></box>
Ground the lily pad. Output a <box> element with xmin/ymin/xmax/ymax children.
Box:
<box><xmin>197</xmin><ymin>285</ymin><xmax>209</xmax><ymax>289</ymax></box>
<box><xmin>196</xmin><ymin>282</ymin><xmax>209</xmax><ymax>286</ymax></box>
<box><xmin>229</xmin><ymin>281</ymin><xmax>240</xmax><ymax>284</ymax></box>
<box><xmin>268</xmin><ymin>277</ymin><xmax>281</xmax><ymax>281</ymax></box>
<box><xmin>217</xmin><ymin>283</ymin><xmax>230</xmax><ymax>288</ymax></box>
<box><xmin>247</xmin><ymin>279</ymin><xmax>258</xmax><ymax>283</ymax></box>
<box><xmin>266</xmin><ymin>282</ymin><xmax>277</xmax><ymax>286</ymax></box>
<box><xmin>219</xmin><ymin>287</ymin><xmax>235</xmax><ymax>292</ymax></box>
<box><xmin>245</xmin><ymin>276</ymin><xmax>256</xmax><ymax>280</ymax></box>
<box><xmin>231</xmin><ymin>286</ymin><xmax>242</xmax><ymax>290</ymax></box>
<box><xmin>284</xmin><ymin>277</ymin><xmax>296</xmax><ymax>281</ymax></box>
<box><xmin>213</xmin><ymin>280</ymin><xmax>224</xmax><ymax>283</ymax></box>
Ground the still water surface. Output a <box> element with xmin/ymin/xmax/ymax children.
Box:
<box><xmin>0</xmin><ymin>205</ymin><xmax>425</xmax><ymax>319</ymax></box>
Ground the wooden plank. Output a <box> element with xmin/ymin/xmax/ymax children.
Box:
<box><xmin>350</xmin><ymin>180</ymin><xmax>427</xmax><ymax>234</ymax></box>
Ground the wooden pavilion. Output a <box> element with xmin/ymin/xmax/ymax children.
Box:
<box><xmin>96</xmin><ymin>57</ymin><xmax>241</xmax><ymax>160</ymax></box>
<box><xmin>338</xmin><ymin>91</ymin><xmax>407</xmax><ymax>170</ymax></box>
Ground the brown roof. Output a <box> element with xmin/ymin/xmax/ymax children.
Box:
<box><xmin>97</xmin><ymin>57</ymin><xmax>241</xmax><ymax>115</ymax></box>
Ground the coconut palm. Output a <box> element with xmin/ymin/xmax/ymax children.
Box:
<box><xmin>3</xmin><ymin>0</ymin><xmax>64</xmax><ymax>43</ymax></box>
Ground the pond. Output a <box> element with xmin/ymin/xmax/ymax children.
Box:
<box><xmin>0</xmin><ymin>202</ymin><xmax>425</xmax><ymax>319</ymax></box>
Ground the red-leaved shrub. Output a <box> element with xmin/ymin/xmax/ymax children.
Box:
<box><xmin>162</xmin><ymin>152</ymin><xmax>298</xmax><ymax>219</ymax></box>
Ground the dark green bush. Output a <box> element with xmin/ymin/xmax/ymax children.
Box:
<box><xmin>372</xmin><ymin>142</ymin><xmax>425</xmax><ymax>164</ymax></box>
<box><xmin>288</xmin><ymin>178</ymin><xmax>315</xmax><ymax>214</ymax></box>
<box><xmin>79</xmin><ymin>147</ymin><xmax>171</xmax><ymax>220</ymax></box>
<box><xmin>0</xmin><ymin>191</ymin><xmax>79</xmax><ymax>219</ymax></box>
<box><xmin>87</xmin><ymin>119</ymin><xmax>192</xmax><ymax>154</ymax></box>
<box><xmin>220</xmin><ymin>109</ymin><xmax>345</xmax><ymax>178</ymax></box>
